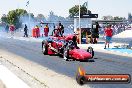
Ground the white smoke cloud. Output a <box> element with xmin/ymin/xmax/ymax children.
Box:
<box><xmin>20</xmin><ymin>14</ymin><xmax>37</xmax><ymax>36</ymax></box>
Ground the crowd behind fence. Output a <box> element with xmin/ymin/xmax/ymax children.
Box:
<box><xmin>99</xmin><ymin>24</ymin><xmax>132</xmax><ymax>35</ymax></box>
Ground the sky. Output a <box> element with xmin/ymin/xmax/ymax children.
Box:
<box><xmin>0</xmin><ymin>0</ymin><xmax>132</xmax><ymax>19</ymax></box>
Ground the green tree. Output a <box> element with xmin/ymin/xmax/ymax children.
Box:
<box><xmin>36</xmin><ymin>14</ymin><xmax>46</xmax><ymax>22</ymax></box>
<box><xmin>102</xmin><ymin>15</ymin><xmax>113</xmax><ymax>20</ymax></box>
<box><xmin>7</xmin><ymin>10</ymin><xmax>18</xmax><ymax>25</ymax></box>
<box><xmin>2</xmin><ymin>9</ymin><xmax>28</xmax><ymax>29</ymax></box>
<box><xmin>37</xmin><ymin>14</ymin><xmax>44</xmax><ymax>18</ymax></box>
<box><xmin>1</xmin><ymin>14</ymin><xmax>8</xmax><ymax>23</ymax></box>
<box><xmin>113</xmin><ymin>16</ymin><xmax>126</xmax><ymax>20</ymax></box>
<box><xmin>29</xmin><ymin>13</ymin><xmax>34</xmax><ymax>18</ymax></box>
<box><xmin>102</xmin><ymin>15</ymin><xmax>126</xmax><ymax>21</ymax></box>
<box><xmin>16</xmin><ymin>9</ymin><xmax>27</xmax><ymax>17</ymax></box>
<box><xmin>69</xmin><ymin>5</ymin><xmax>91</xmax><ymax>17</ymax></box>
<box><xmin>47</xmin><ymin>11</ymin><xmax>66</xmax><ymax>22</ymax></box>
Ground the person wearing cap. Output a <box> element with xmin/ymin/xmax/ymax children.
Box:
<box><xmin>104</xmin><ymin>25</ymin><xmax>113</xmax><ymax>49</ymax></box>
<box><xmin>44</xmin><ymin>24</ymin><xmax>49</xmax><ymax>37</ymax></box>
<box><xmin>35</xmin><ymin>25</ymin><xmax>40</xmax><ymax>38</ymax></box>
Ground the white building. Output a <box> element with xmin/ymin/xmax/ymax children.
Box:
<box><xmin>74</xmin><ymin>14</ymin><xmax>98</xmax><ymax>32</ymax></box>
<box><xmin>74</xmin><ymin>17</ymin><xmax>92</xmax><ymax>32</ymax></box>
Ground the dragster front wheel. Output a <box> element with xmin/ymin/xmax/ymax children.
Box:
<box><xmin>42</xmin><ymin>42</ymin><xmax>48</xmax><ymax>55</ymax></box>
<box><xmin>87</xmin><ymin>47</ymin><xmax>94</xmax><ymax>58</ymax></box>
<box><xmin>63</xmin><ymin>47</ymin><xmax>69</xmax><ymax>61</ymax></box>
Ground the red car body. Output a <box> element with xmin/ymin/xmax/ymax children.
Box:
<box><xmin>42</xmin><ymin>34</ymin><xmax>93</xmax><ymax>61</ymax></box>
<box><xmin>69</xmin><ymin>49</ymin><xmax>92</xmax><ymax>60</ymax></box>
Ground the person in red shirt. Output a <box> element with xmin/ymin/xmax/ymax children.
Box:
<box><xmin>9</xmin><ymin>24</ymin><xmax>15</xmax><ymax>37</ymax></box>
<box><xmin>32</xmin><ymin>27</ymin><xmax>37</xmax><ymax>38</ymax></box>
<box><xmin>44</xmin><ymin>24</ymin><xmax>49</xmax><ymax>37</ymax></box>
<box><xmin>53</xmin><ymin>29</ymin><xmax>59</xmax><ymax>37</ymax></box>
<box><xmin>52</xmin><ymin>26</ymin><xmax>60</xmax><ymax>37</ymax></box>
<box><xmin>35</xmin><ymin>25</ymin><xmax>40</xmax><ymax>38</ymax></box>
<box><xmin>104</xmin><ymin>25</ymin><xmax>113</xmax><ymax>49</ymax></box>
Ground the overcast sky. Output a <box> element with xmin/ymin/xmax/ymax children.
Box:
<box><xmin>0</xmin><ymin>0</ymin><xmax>132</xmax><ymax>19</ymax></box>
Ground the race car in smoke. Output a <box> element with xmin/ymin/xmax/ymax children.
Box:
<box><xmin>42</xmin><ymin>34</ymin><xmax>94</xmax><ymax>61</ymax></box>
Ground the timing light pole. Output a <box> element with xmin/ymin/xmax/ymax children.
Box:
<box><xmin>79</xmin><ymin>0</ymin><xmax>81</xmax><ymax>44</ymax></box>
<box><xmin>28</xmin><ymin>0</ymin><xmax>31</xmax><ymax>37</ymax></box>
<box><xmin>26</xmin><ymin>0</ymin><xmax>31</xmax><ymax>36</ymax></box>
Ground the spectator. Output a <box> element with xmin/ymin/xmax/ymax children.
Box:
<box><xmin>52</xmin><ymin>28</ymin><xmax>59</xmax><ymax>37</ymax></box>
<box><xmin>104</xmin><ymin>25</ymin><xmax>113</xmax><ymax>49</ymax></box>
<box><xmin>58</xmin><ymin>22</ymin><xmax>64</xmax><ymax>37</ymax></box>
<box><xmin>35</xmin><ymin>25</ymin><xmax>40</xmax><ymax>38</ymax></box>
<box><xmin>9</xmin><ymin>24</ymin><xmax>15</xmax><ymax>38</ymax></box>
<box><xmin>72</xmin><ymin>32</ymin><xmax>78</xmax><ymax>47</ymax></box>
<box><xmin>5</xmin><ymin>24</ymin><xmax>9</xmax><ymax>33</ymax></box>
<box><xmin>23</xmin><ymin>24</ymin><xmax>28</xmax><ymax>37</ymax></box>
<box><xmin>91</xmin><ymin>22</ymin><xmax>100</xmax><ymax>44</ymax></box>
<box><xmin>44</xmin><ymin>24</ymin><xmax>49</xmax><ymax>37</ymax></box>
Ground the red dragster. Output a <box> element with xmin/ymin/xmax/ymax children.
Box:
<box><xmin>42</xmin><ymin>34</ymin><xmax>94</xmax><ymax>61</ymax></box>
